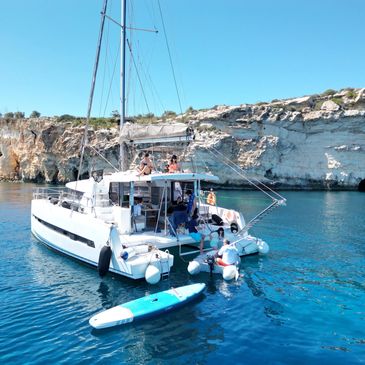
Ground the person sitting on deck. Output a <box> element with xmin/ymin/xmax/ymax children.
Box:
<box><xmin>133</xmin><ymin>197</ymin><xmax>143</xmax><ymax>217</ymax></box>
<box><xmin>209</xmin><ymin>227</ymin><xmax>224</xmax><ymax>250</ymax></box>
<box><xmin>132</xmin><ymin>197</ymin><xmax>145</xmax><ymax>232</ymax></box>
<box><xmin>137</xmin><ymin>153</ymin><xmax>154</xmax><ymax>176</ymax></box>
<box><xmin>216</xmin><ymin>239</ymin><xmax>239</xmax><ymax>266</ymax></box>
<box><xmin>186</xmin><ymin>213</ymin><xmax>206</xmax><ymax>254</ymax></box>
<box><xmin>168</xmin><ymin>154</ymin><xmax>180</xmax><ymax>173</ymax></box>
<box><xmin>168</xmin><ymin>197</ymin><xmax>188</xmax><ymax>236</ymax></box>
<box><xmin>206</xmin><ymin>188</ymin><xmax>216</xmax><ymax>206</ymax></box>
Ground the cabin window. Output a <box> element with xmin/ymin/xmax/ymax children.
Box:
<box><xmin>109</xmin><ymin>182</ymin><xmax>130</xmax><ymax>207</ymax></box>
<box><xmin>33</xmin><ymin>215</ymin><xmax>95</xmax><ymax>248</ymax></box>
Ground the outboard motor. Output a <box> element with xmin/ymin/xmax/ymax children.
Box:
<box><xmin>206</xmin><ymin>255</ymin><xmax>215</xmax><ymax>277</ymax></box>
<box><xmin>98</xmin><ymin>245</ymin><xmax>112</xmax><ymax>277</ymax></box>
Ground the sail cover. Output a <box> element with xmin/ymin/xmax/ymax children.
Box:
<box><xmin>120</xmin><ymin>123</ymin><xmax>193</xmax><ymax>144</ymax></box>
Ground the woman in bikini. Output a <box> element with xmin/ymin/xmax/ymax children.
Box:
<box><xmin>137</xmin><ymin>153</ymin><xmax>154</xmax><ymax>176</ymax></box>
<box><xmin>168</xmin><ymin>154</ymin><xmax>180</xmax><ymax>173</ymax></box>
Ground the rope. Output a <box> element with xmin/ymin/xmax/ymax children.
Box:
<box><xmin>157</xmin><ymin>0</ymin><xmax>183</xmax><ymax>115</ymax></box>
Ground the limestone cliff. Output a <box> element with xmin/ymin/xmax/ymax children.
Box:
<box><xmin>1</xmin><ymin>88</ymin><xmax>365</xmax><ymax>189</ymax></box>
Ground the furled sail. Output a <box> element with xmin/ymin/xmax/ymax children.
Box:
<box><xmin>120</xmin><ymin>122</ymin><xmax>194</xmax><ymax>144</ymax></box>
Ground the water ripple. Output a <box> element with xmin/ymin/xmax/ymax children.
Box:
<box><xmin>1</xmin><ymin>185</ymin><xmax>365</xmax><ymax>364</ymax></box>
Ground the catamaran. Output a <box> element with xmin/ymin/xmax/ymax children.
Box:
<box><xmin>31</xmin><ymin>0</ymin><xmax>285</xmax><ymax>284</ymax></box>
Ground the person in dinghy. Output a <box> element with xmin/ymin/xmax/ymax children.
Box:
<box><xmin>216</xmin><ymin>239</ymin><xmax>240</xmax><ymax>266</ymax></box>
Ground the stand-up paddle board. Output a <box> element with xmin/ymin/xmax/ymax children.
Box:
<box><xmin>89</xmin><ymin>283</ymin><xmax>205</xmax><ymax>329</ymax></box>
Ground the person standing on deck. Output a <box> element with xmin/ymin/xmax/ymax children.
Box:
<box><xmin>169</xmin><ymin>197</ymin><xmax>188</xmax><ymax>236</ymax></box>
<box><xmin>186</xmin><ymin>189</ymin><xmax>196</xmax><ymax>217</ymax></box>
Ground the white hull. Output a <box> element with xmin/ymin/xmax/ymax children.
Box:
<box><xmin>31</xmin><ymin>199</ymin><xmax>173</xmax><ymax>281</ymax></box>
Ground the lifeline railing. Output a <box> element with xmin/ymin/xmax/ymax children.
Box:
<box><xmin>206</xmin><ymin>146</ymin><xmax>286</xmax><ymax>232</ymax></box>
<box><xmin>33</xmin><ymin>187</ymin><xmax>72</xmax><ymax>200</ymax></box>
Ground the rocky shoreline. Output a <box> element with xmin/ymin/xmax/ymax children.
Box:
<box><xmin>1</xmin><ymin>88</ymin><xmax>365</xmax><ymax>190</ymax></box>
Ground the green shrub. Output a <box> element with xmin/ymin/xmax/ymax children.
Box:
<box><xmin>111</xmin><ymin>110</ymin><xmax>120</xmax><ymax>118</ymax></box>
<box><xmin>89</xmin><ymin>117</ymin><xmax>117</xmax><ymax>129</ymax></box>
<box><xmin>346</xmin><ymin>90</ymin><xmax>356</xmax><ymax>99</ymax></box>
<box><xmin>133</xmin><ymin>113</ymin><xmax>159</xmax><ymax>125</ymax></box>
<box><xmin>162</xmin><ymin>110</ymin><xmax>177</xmax><ymax>118</ymax></box>
<box><xmin>30</xmin><ymin>111</ymin><xmax>41</xmax><ymax>118</ymax></box>
<box><xmin>14</xmin><ymin>111</ymin><xmax>25</xmax><ymax>118</ymax></box>
<box><xmin>331</xmin><ymin>97</ymin><xmax>343</xmax><ymax>106</ymax></box>
<box><xmin>322</xmin><ymin>89</ymin><xmax>336</xmax><ymax>96</ymax></box>
<box><xmin>314</xmin><ymin>101</ymin><xmax>324</xmax><ymax>110</ymax></box>
<box><xmin>4</xmin><ymin>112</ymin><xmax>14</xmax><ymax>118</ymax></box>
<box><xmin>57</xmin><ymin>114</ymin><xmax>76</xmax><ymax>122</ymax></box>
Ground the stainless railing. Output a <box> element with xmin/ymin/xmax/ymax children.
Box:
<box><xmin>33</xmin><ymin>187</ymin><xmax>82</xmax><ymax>201</ymax></box>
<box><xmin>32</xmin><ymin>187</ymin><xmax>115</xmax><ymax>215</ymax></box>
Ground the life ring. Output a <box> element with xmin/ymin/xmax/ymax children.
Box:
<box><xmin>207</xmin><ymin>192</ymin><xmax>216</xmax><ymax>205</ymax></box>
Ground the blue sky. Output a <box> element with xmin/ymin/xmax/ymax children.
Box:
<box><xmin>0</xmin><ymin>0</ymin><xmax>364</xmax><ymax>118</ymax></box>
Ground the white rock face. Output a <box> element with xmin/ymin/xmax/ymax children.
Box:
<box><xmin>1</xmin><ymin>88</ymin><xmax>365</xmax><ymax>189</ymax></box>
<box><xmin>321</xmin><ymin>100</ymin><xmax>340</xmax><ymax>111</ymax></box>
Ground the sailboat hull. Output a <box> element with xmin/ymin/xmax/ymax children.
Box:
<box><xmin>31</xmin><ymin>199</ymin><xmax>173</xmax><ymax>281</ymax></box>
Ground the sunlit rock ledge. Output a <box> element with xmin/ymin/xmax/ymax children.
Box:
<box><xmin>1</xmin><ymin>88</ymin><xmax>365</xmax><ymax>190</ymax></box>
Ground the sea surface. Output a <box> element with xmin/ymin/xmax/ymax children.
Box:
<box><xmin>0</xmin><ymin>182</ymin><xmax>365</xmax><ymax>365</ymax></box>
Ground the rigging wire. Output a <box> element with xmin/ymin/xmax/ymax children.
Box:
<box><xmin>77</xmin><ymin>0</ymin><xmax>108</xmax><ymax>182</ymax></box>
<box><xmin>212</xmin><ymin>145</ymin><xmax>286</xmax><ymax>201</ymax></box>
<box><xmin>126</xmin><ymin>0</ymin><xmax>134</xmax><ymax>116</ymax></box>
<box><xmin>126</xmin><ymin>38</ymin><xmax>151</xmax><ymax>113</ymax></box>
<box><xmin>98</xmin><ymin>1</ymin><xmax>111</xmax><ymax>117</ymax></box>
<box><xmin>87</xmin><ymin>145</ymin><xmax>119</xmax><ymax>172</ymax></box>
<box><xmin>102</xmin><ymin>40</ymin><xmax>120</xmax><ymax>117</ymax></box>
<box><xmin>208</xmin><ymin>146</ymin><xmax>286</xmax><ymax>202</ymax></box>
<box><xmin>157</xmin><ymin>0</ymin><xmax>183</xmax><ymax>115</ymax></box>
<box><xmin>134</xmin><ymin>35</ymin><xmax>165</xmax><ymax>114</ymax></box>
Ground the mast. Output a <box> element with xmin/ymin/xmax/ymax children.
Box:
<box><xmin>119</xmin><ymin>0</ymin><xmax>127</xmax><ymax>171</ymax></box>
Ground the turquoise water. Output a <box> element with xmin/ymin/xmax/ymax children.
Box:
<box><xmin>1</xmin><ymin>182</ymin><xmax>365</xmax><ymax>364</ymax></box>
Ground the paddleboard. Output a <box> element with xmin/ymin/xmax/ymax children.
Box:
<box><xmin>89</xmin><ymin>283</ymin><xmax>206</xmax><ymax>329</ymax></box>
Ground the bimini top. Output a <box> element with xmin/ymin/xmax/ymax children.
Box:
<box><xmin>108</xmin><ymin>171</ymin><xmax>219</xmax><ymax>183</ymax></box>
<box><xmin>66</xmin><ymin>171</ymin><xmax>219</xmax><ymax>192</ymax></box>
<box><xmin>120</xmin><ymin>122</ymin><xmax>193</xmax><ymax>144</ymax></box>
